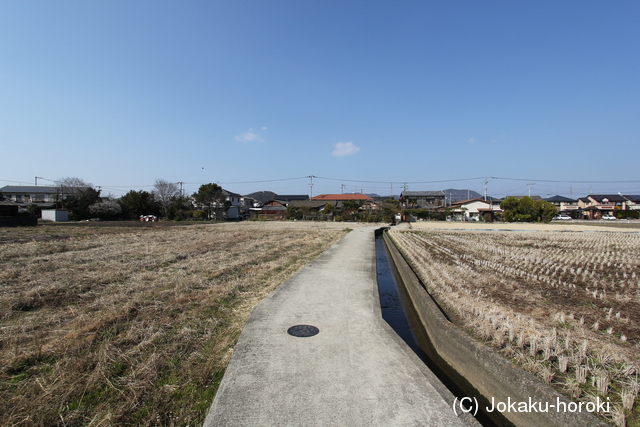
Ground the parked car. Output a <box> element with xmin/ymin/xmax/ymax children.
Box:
<box><xmin>553</xmin><ymin>214</ymin><xmax>572</xmax><ymax>220</ymax></box>
<box><xmin>601</xmin><ymin>214</ymin><xmax>617</xmax><ymax>220</ymax></box>
<box><xmin>139</xmin><ymin>215</ymin><xmax>158</xmax><ymax>222</ymax></box>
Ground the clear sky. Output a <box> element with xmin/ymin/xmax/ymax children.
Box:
<box><xmin>1</xmin><ymin>1</ymin><xmax>638</xmax><ymax>199</ymax></box>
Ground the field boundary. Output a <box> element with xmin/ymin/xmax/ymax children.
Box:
<box><xmin>382</xmin><ymin>230</ymin><xmax>607</xmax><ymax>427</ymax></box>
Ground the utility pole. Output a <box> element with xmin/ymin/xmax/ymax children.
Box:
<box><xmin>341</xmin><ymin>184</ymin><xmax>345</xmax><ymax>194</ymax></box>
<box><xmin>308</xmin><ymin>175</ymin><xmax>316</xmax><ymax>199</ymax></box>
<box><xmin>177</xmin><ymin>182</ymin><xmax>184</xmax><ymax>198</ymax></box>
<box><xmin>483</xmin><ymin>177</ymin><xmax>490</xmax><ymax>201</ymax></box>
<box><xmin>527</xmin><ymin>182</ymin><xmax>534</xmax><ymax>197</ymax></box>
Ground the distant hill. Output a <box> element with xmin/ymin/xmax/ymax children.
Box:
<box><xmin>444</xmin><ymin>189</ymin><xmax>483</xmax><ymax>203</ymax></box>
<box><xmin>245</xmin><ymin>191</ymin><xmax>276</xmax><ymax>203</ymax></box>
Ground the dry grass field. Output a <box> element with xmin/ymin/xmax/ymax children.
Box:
<box><xmin>391</xmin><ymin>224</ymin><xmax>640</xmax><ymax>426</ymax></box>
<box><xmin>0</xmin><ymin>221</ymin><xmax>351</xmax><ymax>426</ymax></box>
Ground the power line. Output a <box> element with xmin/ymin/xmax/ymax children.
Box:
<box><xmin>493</xmin><ymin>177</ymin><xmax>640</xmax><ymax>184</ymax></box>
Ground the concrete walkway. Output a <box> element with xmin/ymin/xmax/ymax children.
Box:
<box><xmin>203</xmin><ymin>226</ymin><xmax>477</xmax><ymax>427</ymax></box>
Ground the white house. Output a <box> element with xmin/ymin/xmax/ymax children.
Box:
<box><xmin>0</xmin><ymin>185</ymin><xmax>65</xmax><ymax>207</ymax></box>
<box><xmin>450</xmin><ymin>198</ymin><xmax>502</xmax><ymax>222</ymax></box>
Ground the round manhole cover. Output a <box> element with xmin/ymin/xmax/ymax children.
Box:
<box><xmin>287</xmin><ymin>325</ymin><xmax>319</xmax><ymax>337</ymax></box>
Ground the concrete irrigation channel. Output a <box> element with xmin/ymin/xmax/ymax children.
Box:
<box><xmin>380</xmin><ymin>227</ymin><xmax>607</xmax><ymax>427</ymax></box>
<box><xmin>204</xmin><ymin>225</ymin><xmax>607</xmax><ymax>427</ymax></box>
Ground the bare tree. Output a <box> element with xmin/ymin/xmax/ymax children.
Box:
<box><xmin>153</xmin><ymin>179</ymin><xmax>180</xmax><ymax>217</ymax></box>
<box><xmin>56</xmin><ymin>177</ymin><xmax>92</xmax><ymax>196</ymax></box>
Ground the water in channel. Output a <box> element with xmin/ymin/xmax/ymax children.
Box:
<box><xmin>375</xmin><ymin>234</ymin><xmax>507</xmax><ymax>427</ymax></box>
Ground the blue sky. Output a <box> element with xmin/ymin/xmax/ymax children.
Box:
<box><xmin>1</xmin><ymin>1</ymin><xmax>638</xmax><ymax>198</ymax></box>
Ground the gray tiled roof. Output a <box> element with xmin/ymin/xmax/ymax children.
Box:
<box><xmin>0</xmin><ymin>185</ymin><xmax>61</xmax><ymax>194</ymax></box>
<box><xmin>400</xmin><ymin>191</ymin><xmax>445</xmax><ymax>197</ymax></box>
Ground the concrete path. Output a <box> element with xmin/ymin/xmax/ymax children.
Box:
<box><xmin>203</xmin><ymin>226</ymin><xmax>477</xmax><ymax>427</ymax></box>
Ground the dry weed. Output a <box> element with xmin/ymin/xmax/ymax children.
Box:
<box><xmin>0</xmin><ymin>221</ymin><xmax>350</xmax><ymax>426</ymax></box>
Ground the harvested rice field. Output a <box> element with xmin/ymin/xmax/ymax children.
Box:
<box><xmin>390</xmin><ymin>224</ymin><xmax>640</xmax><ymax>426</ymax></box>
<box><xmin>0</xmin><ymin>221</ymin><xmax>351</xmax><ymax>426</ymax></box>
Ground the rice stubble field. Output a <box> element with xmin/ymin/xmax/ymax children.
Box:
<box><xmin>0</xmin><ymin>221</ymin><xmax>352</xmax><ymax>426</ymax></box>
<box><xmin>391</xmin><ymin>222</ymin><xmax>640</xmax><ymax>426</ymax></box>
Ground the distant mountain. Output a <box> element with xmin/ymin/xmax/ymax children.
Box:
<box><xmin>445</xmin><ymin>189</ymin><xmax>483</xmax><ymax>203</ymax></box>
<box><xmin>245</xmin><ymin>191</ymin><xmax>276</xmax><ymax>203</ymax></box>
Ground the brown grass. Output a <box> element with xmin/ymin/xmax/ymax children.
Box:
<box><xmin>0</xmin><ymin>221</ymin><xmax>350</xmax><ymax>426</ymax></box>
<box><xmin>390</xmin><ymin>228</ymin><xmax>640</xmax><ymax>426</ymax></box>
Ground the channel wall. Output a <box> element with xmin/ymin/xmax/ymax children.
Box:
<box><xmin>382</xmin><ymin>230</ymin><xmax>608</xmax><ymax>427</ymax></box>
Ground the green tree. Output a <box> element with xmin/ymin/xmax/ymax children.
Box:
<box><xmin>63</xmin><ymin>187</ymin><xmax>101</xmax><ymax>220</ymax></box>
<box><xmin>517</xmin><ymin>197</ymin><xmax>536</xmax><ymax>222</ymax></box>
<box><xmin>381</xmin><ymin>200</ymin><xmax>399</xmax><ymax>223</ymax></box>
<box><xmin>285</xmin><ymin>205</ymin><xmax>303</xmax><ymax>220</ymax></box>
<box><xmin>340</xmin><ymin>200</ymin><xmax>363</xmax><ymax>221</ymax></box>
<box><xmin>323</xmin><ymin>202</ymin><xmax>333</xmax><ymax>219</ymax></box>
<box><xmin>166</xmin><ymin>196</ymin><xmax>194</xmax><ymax>220</ymax></box>
<box><xmin>534</xmin><ymin>200</ymin><xmax>558</xmax><ymax>223</ymax></box>
<box><xmin>119</xmin><ymin>190</ymin><xmax>159</xmax><ymax>219</ymax></box>
<box><xmin>193</xmin><ymin>183</ymin><xmax>224</xmax><ymax>220</ymax></box>
<box><xmin>501</xmin><ymin>196</ymin><xmax>558</xmax><ymax>222</ymax></box>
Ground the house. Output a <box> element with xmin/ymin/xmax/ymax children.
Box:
<box><xmin>399</xmin><ymin>191</ymin><xmax>445</xmax><ymax>209</ymax></box>
<box><xmin>250</xmin><ymin>199</ymin><xmax>287</xmax><ymax>220</ymax></box>
<box><xmin>545</xmin><ymin>195</ymin><xmax>580</xmax><ymax>216</ymax></box>
<box><xmin>289</xmin><ymin>200</ymin><xmax>337</xmax><ymax>220</ymax></box>
<box><xmin>222</xmin><ymin>189</ymin><xmax>243</xmax><ymax>207</ymax></box>
<box><xmin>450</xmin><ymin>198</ymin><xmax>503</xmax><ymax>222</ymax></box>
<box><xmin>274</xmin><ymin>195</ymin><xmax>309</xmax><ymax>205</ymax></box>
<box><xmin>578</xmin><ymin>194</ymin><xmax>628</xmax><ymax>219</ymax></box>
<box><xmin>0</xmin><ymin>185</ymin><xmax>66</xmax><ymax>208</ymax></box>
<box><xmin>623</xmin><ymin>195</ymin><xmax>640</xmax><ymax>211</ymax></box>
<box><xmin>310</xmin><ymin>194</ymin><xmax>373</xmax><ymax>202</ymax></box>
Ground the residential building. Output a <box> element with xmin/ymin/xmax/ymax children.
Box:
<box><xmin>222</xmin><ymin>189</ymin><xmax>243</xmax><ymax>207</ymax></box>
<box><xmin>311</xmin><ymin>194</ymin><xmax>373</xmax><ymax>202</ymax></box>
<box><xmin>578</xmin><ymin>194</ymin><xmax>628</xmax><ymax>219</ymax></box>
<box><xmin>249</xmin><ymin>199</ymin><xmax>287</xmax><ymax>220</ymax></box>
<box><xmin>450</xmin><ymin>198</ymin><xmax>503</xmax><ymax>222</ymax></box>
<box><xmin>545</xmin><ymin>195</ymin><xmax>579</xmax><ymax>215</ymax></box>
<box><xmin>623</xmin><ymin>195</ymin><xmax>640</xmax><ymax>211</ymax></box>
<box><xmin>274</xmin><ymin>195</ymin><xmax>309</xmax><ymax>204</ymax></box>
<box><xmin>399</xmin><ymin>191</ymin><xmax>446</xmax><ymax>209</ymax></box>
<box><xmin>0</xmin><ymin>185</ymin><xmax>66</xmax><ymax>208</ymax></box>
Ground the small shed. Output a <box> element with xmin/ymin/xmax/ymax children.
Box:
<box><xmin>41</xmin><ymin>209</ymin><xmax>69</xmax><ymax>222</ymax></box>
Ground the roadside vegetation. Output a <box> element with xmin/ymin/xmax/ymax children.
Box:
<box><xmin>390</xmin><ymin>228</ymin><xmax>640</xmax><ymax>426</ymax></box>
<box><xmin>0</xmin><ymin>222</ymin><xmax>350</xmax><ymax>426</ymax></box>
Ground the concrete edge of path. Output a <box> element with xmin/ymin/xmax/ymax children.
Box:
<box><xmin>204</xmin><ymin>227</ymin><xmax>478</xmax><ymax>427</ymax></box>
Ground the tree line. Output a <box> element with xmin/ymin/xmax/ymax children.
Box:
<box><xmin>49</xmin><ymin>178</ymin><xmax>227</xmax><ymax>221</ymax></box>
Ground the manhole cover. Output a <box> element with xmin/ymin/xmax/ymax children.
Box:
<box><xmin>287</xmin><ymin>325</ymin><xmax>319</xmax><ymax>337</ymax></box>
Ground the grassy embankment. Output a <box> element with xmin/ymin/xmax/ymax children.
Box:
<box><xmin>0</xmin><ymin>222</ymin><xmax>350</xmax><ymax>426</ymax></box>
